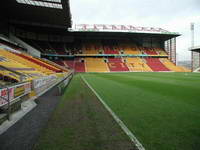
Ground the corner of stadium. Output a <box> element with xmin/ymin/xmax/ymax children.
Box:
<box><xmin>0</xmin><ymin>1</ymin><xmax>199</xmax><ymax>150</ymax></box>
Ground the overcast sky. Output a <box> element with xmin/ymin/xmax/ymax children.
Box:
<box><xmin>70</xmin><ymin>0</ymin><xmax>200</xmax><ymax>61</ymax></box>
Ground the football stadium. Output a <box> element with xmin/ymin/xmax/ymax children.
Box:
<box><xmin>0</xmin><ymin>1</ymin><xmax>199</xmax><ymax>150</ymax></box>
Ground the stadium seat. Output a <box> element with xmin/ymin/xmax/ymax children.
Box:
<box><xmin>124</xmin><ymin>46</ymin><xmax>141</xmax><ymax>55</ymax></box>
<box><xmin>15</xmin><ymin>53</ymin><xmax>63</xmax><ymax>73</ymax></box>
<box><xmin>85</xmin><ymin>58</ymin><xmax>109</xmax><ymax>72</ymax></box>
<box><xmin>156</xmin><ymin>48</ymin><xmax>168</xmax><ymax>55</ymax></box>
<box><xmin>108</xmin><ymin>58</ymin><xmax>129</xmax><ymax>72</ymax></box>
<box><xmin>160</xmin><ymin>58</ymin><xmax>190</xmax><ymax>72</ymax></box>
<box><xmin>0</xmin><ymin>54</ymin><xmax>46</xmax><ymax>80</ymax></box>
<box><xmin>126</xmin><ymin>57</ymin><xmax>152</xmax><ymax>72</ymax></box>
<box><xmin>146</xmin><ymin>58</ymin><xmax>170</xmax><ymax>71</ymax></box>
<box><xmin>0</xmin><ymin>49</ymin><xmax>54</xmax><ymax>75</ymax></box>
<box><xmin>74</xmin><ymin>62</ymin><xmax>85</xmax><ymax>72</ymax></box>
<box><xmin>83</xmin><ymin>43</ymin><xmax>98</xmax><ymax>54</ymax></box>
<box><xmin>143</xmin><ymin>47</ymin><xmax>158</xmax><ymax>55</ymax></box>
<box><xmin>64</xmin><ymin>60</ymin><xmax>75</xmax><ymax>69</ymax></box>
<box><xmin>104</xmin><ymin>46</ymin><xmax>119</xmax><ymax>54</ymax></box>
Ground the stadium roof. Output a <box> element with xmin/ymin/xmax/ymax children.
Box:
<box><xmin>70</xmin><ymin>31</ymin><xmax>180</xmax><ymax>41</ymax></box>
<box><xmin>69</xmin><ymin>24</ymin><xmax>180</xmax><ymax>41</ymax></box>
<box><xmin>190</xmin><ymin>46</ymin><xmax>200</xmax><ymax>53</ymax></box>
<box><xmin>0</xmin><ymin>0</ymin><xmax>72</xmax><ymax>28</ymax></box>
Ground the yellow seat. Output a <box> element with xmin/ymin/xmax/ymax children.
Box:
<box><xmin>85</xmin><ymin>58</ymin><xmax>109</xmax><ymax>72</ymax></box>
<box><xmin>0</xmin><ymin>49</ymin><xmax>53</xmax><ymax>75</ymax></box>
<box><xmin>83</xmin><ymin>43</ymin><xmax>99</xmax><ymax>54</ymax></box>
<box><xmin>160</xmin><ymin>58</ymin><xmax>191</xmax><ymax>72</ymax></box>
<box><xmin>160</xmin><ymin>58</ymin><xmax>183</xmax><ymax>72</ymax></box>
<box><xmin>0</xmin><ymin>54</ymin><xmax>46</xmax><ymax>80</ymax></box>
<box><xmin>126</xmin><ymin>57</ymin><xmax>152</xmax><ymax>72</ymax></box>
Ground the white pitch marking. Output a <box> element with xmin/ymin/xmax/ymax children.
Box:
<box><xmin>81</xmin><ymin>75</ymin><xmax>145</xmax><ymax>150</ymax></box>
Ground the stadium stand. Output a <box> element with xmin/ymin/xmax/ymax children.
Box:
<box><xmin>146</xmin><ymin>58</ymin><xmax>170</xmax><ymax>71</ymax></box>
<box><xmin>19</xmin><ymin>39</ymin><xmax>190</xmax><ymax>73</ymax></box>
<box><xmin>0</xmin><ymin>49</ymin><xmax>54</xmax><ymax>75</ymax></box>
<box><xmin>85</xmin><ymin>58</ymin><xmax>109</xmax><ymax>72</ymax></box>
<box><xmin>83</xmin><ymin>43</ymin><xmax>98</xmax><ymax>54</ymax></box>
<box><xmin>143</xmin><ymin>47</ymin><xmax>158</xmax><ymax>55</ymax></box>
<box><xmin>74</xmin><ymin>58</ymin><xmax>85</xmax><ymax>72</ymax></box>
<box><xmin>0</xmin><ymin>69</ymin><xmax>19</xmax><ymax>83</ymax></box>
<box><xmin>126</xmin><ymin>57</ymin><xmax>152</xmax><ymax>72</ymax></box>
<box><xmin>124</xmin><ymin>46</ymin><xmax>141</xmax><ymax>55</ymax></box>
<box><xmin>160</xmin><ymin>58</ymin><xmax>185</xmax><ymax>72</ymax></box>
<box><xmin>0</xmin><ymin>54</ymin><xmax>45</xmax><ymax>80</ymax></box>
<box><xmin>15</xmin><ymin>53</ymin><xmax>63</xmax><ymax>73</ymax></box>
<box><xmin>156</xmin><ymin>48</ymin><xmax>168</xmax><ymax>55</ymax></box>
<box><xmin>108</xmin><ymin>58</ymin><xmax>129</xmax><ymax>72</ymax></box>
<box><xmin>64</xmin><ymin>60</ymin><xmax>75</xmax><ymax>69</ymax></box>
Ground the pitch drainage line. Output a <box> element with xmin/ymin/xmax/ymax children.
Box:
<box><xmin>81</xmin><ymin>75</ymin><xmax>145</xmax><ymax>150</ymax></box>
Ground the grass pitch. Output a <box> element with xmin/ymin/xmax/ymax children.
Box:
<box><xmin>82</xmin><ymin>72</ymin><xmax>200</xmax><ymax>150</ymax></box>
<box><xmin>34</xmin><ymin>74</ymin><xmax>134</xmax><ymax>150</ymax></box>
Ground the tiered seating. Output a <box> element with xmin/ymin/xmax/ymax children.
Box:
<box><xmin>178</xmin><ymin>66</ymin><xmax>191</xmax><ymax>72</ymax></box>
<box><xmin>0</xmin><ymin>70</ymin><xmax>19</xmax><ymax>86</ymax></box>
<box><xmin>85</xmin><ymin>58</ymin><xmax>109</xmax><ymax>72</ymax></box>
<box><xmin>104</xmin><ymin>46</ymin><xmax>119</xmax><ymax>54</ymax></box>
<box><xmin>0</xmin><ymin>55</ymin><xmax>45</xmax><ymax>80</ymax></box>
<box><xmin>156</xmin><ymin>48</ymin><xmax>167</xmax><ymax>55</ymax></box>
<box><xmin>83</xmin><ymin>44</ymin><xmax>98</xmax><ymax>54</ymax></box>
<box><xmin>0</xmin><ymin>49</ymin><xmax>54</xmax><ymax>75</ymax></box>
<box><xmin>146</xmin><ymin>58</ymin><xmax>170</xmax><ymax>71</ymax></box>
<box><xmin>161</xmin><ymin>59</ymin><xmax>190</xmax><ymax>72</ymax></box>
<box><xmin>0</xmin><ymin>69</ymin><xmax>20</xmax><ymax>82</ymax></box>
<box><xmin>160</xmin><ymin>58</ymin><xmax>184</xmax><ymax>72</ymax></box>
<box><xmin>124</xmin><ymin>46</ymin><xmax>141</xmax><ymax>55</ymax></box>
<box><xmin>108</xmin><ymin>58</ymin><xmax>129</xmax><ymax>72</ymax></box>
<box><xmin>126</xmin><ymin>57</ymin><xmax>152</xmax><ymax>72</ymax></box>
<box><xmin>53</xmin><ymin>60</ymin><xmax>65</xmax><ymax>66</ymax></box>
<box><xmin>15</xmin><ymin>53</ymin><xmax>62</xmax><ymax>73</ymax></box>
<box><xmin>21</xmin><ymin>38</ymin><xmax>190</xmax><ymax>73</ymax></box>
<box><xmin>143</xmin><ymin>47</ymin><xmax>158</xmax><ymax>55</ymax></box>
<box><xmin>64</xmin><ymin>60</ymin><xmax>74</xmax><ymax>69</ymax></box>
<box><xmin>74</xmin><ymin>58</ymin><xmax>85</xmax><ymax>72</ymax></box>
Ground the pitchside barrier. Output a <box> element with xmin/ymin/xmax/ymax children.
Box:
<box><xmin>0</xmin><ymin>82</ymin><xmax>31</xmax><ymax>107</ymax></box>
<box><xmin>0</xmin><ymin>73</ymin><xmax>73</xmax><ymax>108</ymax></box>
<box><xmin>57</xmin><ymin>72</ymin><xmax>73</xmax><ymax>94</ymax></box>
<box><xmin>32</xmin><ymin>75</ymin><xmax>58</xmax><ymax>95</ymax></box>
<box><xmin>0</xmin><ymin>71</ymin><xmax>73</xmax><ymax>121</ymax></box>
<box><xmin>32</xmin><ymin>72</ymin><xmax>73</xmax><ymax>95</ymax></box>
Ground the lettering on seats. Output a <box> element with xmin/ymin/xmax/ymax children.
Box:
<box><xmin>109</xmin><ymin>63</ymin><xmax>116</xmax><ymax>68</ymax></box>
<box><xmin>120</xmin><ymin>63</ymin><xmax>126</xmax><ymax>68</ymax></box>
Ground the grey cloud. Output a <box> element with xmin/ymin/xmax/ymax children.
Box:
<box><xmin>70</xmin><ymin>0</ymin><xmax>200</xmax><ymax>61</ymax></box>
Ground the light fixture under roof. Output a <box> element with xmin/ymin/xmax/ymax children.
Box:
<box><xmin>16</xmin><ymin>0</ymin><xmax>63</xmax><ymax>9</ymax></box>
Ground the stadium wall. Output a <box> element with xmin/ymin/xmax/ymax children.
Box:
<box><xmin>10</xmin><ymin>34</ymin><xmax>41</xmax><ymax>57</ymax></box>
<box><xmin>0</xmin><ymin>18</ymin><xmax>9</xmax><ymax>36</ymax></box>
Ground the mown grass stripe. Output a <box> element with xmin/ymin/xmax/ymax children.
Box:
<box><xmin>81</xmin><ymin>75</ymin><xmax>145</xmax><ymax>150</ymax></box>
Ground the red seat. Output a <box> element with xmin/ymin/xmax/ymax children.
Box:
<box><xmin>75</xmin><ymin>62</ymin><xmax>85</xmax><ymax>72</ymax></box>
<box><xmin>108</xmin><ymin>58</ymin><xmax>129</xmax><ymax>72</ymax></box>
<box><xmin>146</xmin><ymin>58</ymin><xmax>169</xmax><ymax>71</ymax></box>
<box><xmin>15</xmin><ymin>53</ymin><xmax>62</xmax><ymax>73</ymax></box>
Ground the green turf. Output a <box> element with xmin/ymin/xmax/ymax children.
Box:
<box><xmin>34</xmin><ymin>74</ymin><xmax>134</xmax><ymax>150</ymax></box>
<box><xmin>82</xmin><ymin>72</ymin><xmax>200</xmax><ymax>150</ymax></box>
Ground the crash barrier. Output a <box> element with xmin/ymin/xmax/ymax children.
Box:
<box><xmin>0</xmin><ymin>82</ymin><xmax>31</xmax><ymax>107</ymax></box>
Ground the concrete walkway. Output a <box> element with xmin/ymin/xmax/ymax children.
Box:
<box><xmin>0</xmin><ymin>86</ymin><xmax>61</xmax><ymax>150</ymax></box>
